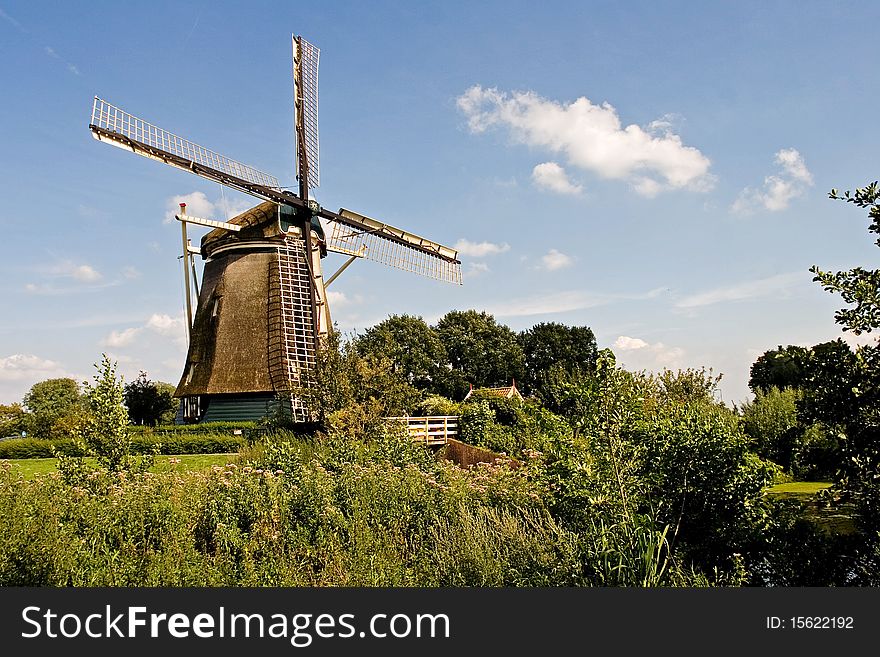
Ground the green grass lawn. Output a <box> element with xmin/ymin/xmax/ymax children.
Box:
<box><xmin>1</xmin><ymin>453</ymin><xmax>239</xmax><ymax>480</ymax></box>
<box><xmin>767</xmin><ymin>481</ymin><xmax>833</xmax><ymax>495</ymax></box>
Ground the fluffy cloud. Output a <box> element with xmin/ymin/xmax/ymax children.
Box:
<box><xmin>326</xmin><ymin>290</ymin><xmax>349</xmax><ymax>307</ymax></box>
<box><xmin>102</xmin><ymin>313</ymin><xmax>187</xmax><ymax>349</ymax></box>
<box><xmin>539</xmin><ymin>249</ymin><xmax>573</xmax><ymax>271</ymax></box>
<box><xmin>732</xmin><ymin>148</ymin><xmax>814</xmax><ymax>214</ymax></box>
<box><xmin>165</xmin><ymin>191</ymin><xmax>251</xmax><ymax>224</ymax></box>
<box><xmin>457</xmin><ymin>85</ymin><xmax>713</xmax><ymax>196</ymax></box>
<box><xmin>532</xmin><ymin>162</ymin><xmax>583</xmax><ymax>195</ymax></box>
<box><xmin>0</xmin><ymin>354</ymin><xmax>68</xmax><ymax>382</ymax></box>
<box><xmin>104</xmin><ymin>327</ymin><xmax>141</xmax><ymax>348</ymax></box>
<box><xmin>24</xmin><ymin>261</ymin><xmax>105</xmax><ymax>294</ymax></box>
<box><xmin>0</xmin><ymin>354</ymin><xmax>80</xmax><ymax>404</ymax></box>
<box><xmin>465</xmin><ymin>262</ymin><xmax>490</xmax><ymax>278</ymax></box>
<box><xmin>613</xmin><ymin>335</ymin><xmax>684</xmax><ymax>368</ymax></box>
<box><xmin>453</xmin><ymin>239</ymin><xmax>510</xmax><ymax>257</ymax></box>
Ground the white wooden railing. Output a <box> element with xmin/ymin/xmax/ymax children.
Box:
<box><xmin>384</xmin><ymin>415</ymin><xmax>459</xmax><ymax>446</ymax></box>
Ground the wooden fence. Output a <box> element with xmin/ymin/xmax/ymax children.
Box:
<box><xmin>384</xmin><ymin>415</ymin><xmax>459</xmax><ymax>446</ymax></box>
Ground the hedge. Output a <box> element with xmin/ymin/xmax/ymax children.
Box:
<box><xmin>129</xmin><ymin>421</ymin><xmax>256</xmax><ymax>436</ymax></box>
<box><xmin>0</xmin><ymin>433</ymin><xmax>245</xmax><ymax>460</ymax></box>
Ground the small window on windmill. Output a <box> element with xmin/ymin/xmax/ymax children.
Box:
<box><xmin>212</xmin><ymin>296</ymin><xmax>221</xmax><ymax>318</ymax></box>
<box><xmin>185</xmin><ymin>363</ymin><xmax>196</xmax><ymax>385</ymax></box>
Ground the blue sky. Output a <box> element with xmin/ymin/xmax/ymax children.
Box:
<box><xmin>1</xmin><ymin>0</ymin><xmax>878</xmax><ymax>407</ymax></box>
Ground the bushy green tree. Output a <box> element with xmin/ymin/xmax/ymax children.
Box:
<box><xmin>434</xmin><ymin>310</ymin><xmax>525</xmax><ymax>399</ymax></box>
<box><xmin>21</xmin><ymin>378</ymin><xmax>82</xmax><ymax>438</ymax></box>
<box><xmin>806</xmin><ymin>181</ymin><xmax>880</xmax><ymax>580</ymax></box>
<box><xmin>296</xmin><ymin>330</ymin><xmax>423</xmax><ymax>439</ymax></box>
<box><xmin>748</xmin><ymin>345</ymin><xmax>809</xmax><ymax>393</ymax></box>
<box><xmin>355</xmin><ymin>315</ymin><xmax>447</xmax><ymax>391</ymax></box>
<box><xmin>740</xmin><ymin>386</ymin><xmax>802</xmax><ymax>470</ymax></box>
<box><xmin>79</xmin><ymin>356</ymin><xmax>134</xmax><ymax>472</ymax></box>
<box><xmin>0</xmin><ymin>404</ymin><xmax>28</xmax><ymax>438</ymax></box>
<box><xmin>518</xmin><ymin>322</ymin><xmax>597</xmax><ymax>396</ymax></box>
<box><xmin>123</xmin><ymin>371</ymin><xmax>178</xmax><ymax>426</ymax></box>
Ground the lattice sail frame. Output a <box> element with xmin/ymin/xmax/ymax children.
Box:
<box><xmin>326</xmin><ymin>209</ymin><xmax>462</xmax><ymax>285</ymax></box>
<box><xmin>90</xmin><ymin>97</ymin><xmax>280</xmax><ymax>190</ymax></box>
<box><xmin>293</xmin><ymin>36</ymin><xmax>321</xmax><ymax>189</ymax></box>
<box><xmin>268</xmin><ymin>236</ymin><xmax>318</xmax><ymax>423</ymax></box>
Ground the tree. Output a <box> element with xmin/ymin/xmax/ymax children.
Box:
<box><xmin>434</xmin><ymin>310</ymin><xmax>525</xmax><ymax>399</ymax></box>
<box><xmin>807</xmin><ymin>182</ymin><xmax>880</xmax><ymax>578</ymax></box>
<box><xmin>80</xmin><ymin>356</ymin><xmax>133</xmax><ymax>472</ymax></box>
<box><xmin>354</xmin><ymin>315</ymin><xmax>447</xmax><ymax>391</ymax></box>
<box><xmin>0</xmin><ymin>403</ymin><xmax>28</xmax><ymax>437</ymax></box>
<box><xmin>748</xmin><ymin>345</ymin><xmax>810</xmax><ymax>393</ymax></box>
<box><xmin>811</xmin><ymin>181</ymin><xmax>880</xmax><ymax>334</ymax></box>
<box><xmin>21</xmin><ymin>378</ymin><xmax>82</xmax><ymax>438</ymax></box>
<box><xmin>740</xmin><ymin>386</ymin><xmax>802</xmax><ymax>470</ymax></box>
<box><xmin>123</xmin><ymin>371</ymin><xmax>178</xmax><ymax>426</ymax></box>
<box><xmin>518</xmin><ymin>322</ymin><xmax>597</xmax><ymax>396</ymax></box>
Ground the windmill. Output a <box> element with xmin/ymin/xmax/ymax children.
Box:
<box><xmin>88</xmin><ymin>35</ymin><xmax>462</xmax><ymax>423</ymax></box>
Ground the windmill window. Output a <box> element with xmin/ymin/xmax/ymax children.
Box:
<box><xmin>185</xmin><ymin>363</ymin><xmax>196</xmax><ymax>384</ymax></box>
<box><xmin>212</xmin><ymin>297</ymin><xmax>221</xmax><ymax>317</ymax></box>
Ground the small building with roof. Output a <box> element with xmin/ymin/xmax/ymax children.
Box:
<box><xmin>462</xmin><ymin>380</ymin><xmax>523</xmax><ymax>402</ymax></box>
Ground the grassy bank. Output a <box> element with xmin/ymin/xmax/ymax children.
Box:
<box><xmin>2</xmin><ymin>453</ymin><xmax>238</xmax><ymax>480</ymax></box>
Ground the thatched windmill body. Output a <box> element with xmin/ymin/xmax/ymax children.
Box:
<box><xmin>89</xmin><ymin>35</ymin><xmax>462</xmax><ymax>423</ymax></box>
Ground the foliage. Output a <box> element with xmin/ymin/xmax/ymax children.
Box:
<box><xmin>749</xmin><ymin>345</ymin><xmax>810</xmax><ymax>393</ymax></box>
<box><xmin>434</xmin><ymin>310</ymin><xmax>525</xmax><ymax>399</ymax></box>
<box><xmin>57</xmin><ymin>356</ymin><xmax>154</xmax><ymax>479</ymax></box>
<box><xmin>518</xmin><ymin>322</ymin><xmax>598</xmax><ymax>396</ymax></box>
<box><xmin>21</xmin><ymin>377</ymin><xmax>83</xmax><ymax>439</ymax></box>
<box><xmin>294</xmin><ymin>330</ymin><xmax>422</xmax><ymax>437</ymax></box>
<box><xmin>130</xmin><ymin>421</ymin><xmax>256</xmax><ymax>435</ymax></box>
<box><xmin>811</xmin><ymin>181</ymin><xmax>880</xmax><ymax>334</ymax></box>
<box><xmin>463</xmin><ymin>389</ymin><xmax>523</xmax><ymax>426</ymax></box>
<box><xmin>123</xmin><ymin>371</ymin><xmax>178</xmax><ymax>426</ymax></box>
<box><xmin>740</xmin><ymin>386</ymin><xmax>802</xmax><ymax>470</ymax></box>
<box><xmin>0</xmin><ymin>433</ymin><xmax>244</xmax><ymax>460</ymax></box>
<box><xmin>529</xmin><ymin>362</ymin><xmax>596</xmax><ymax>429</ymax></box>
<box><xmin>354</xmin><ymin>315</ymin><xmax>447</xmax><ymax>391</ymax></box>
<box><xmin>0</xmin><ymin>403</ymin><xmax>28</xmax><ymax>438</ymax></box>
<box><xmin>413</xmin><ymin>394</ymin><xmax>460</xmax><ymax>417</ymax></box>
<box><xmin>458</xmin><ymin>400</ymin><xmax>495</xmax><ymax>447</ymax></box>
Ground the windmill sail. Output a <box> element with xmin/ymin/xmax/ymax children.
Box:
<box><xmin>293</xmin><ymin>36</ymin><xmax>321</xmax><ymax>190</ymax></box>
<box><xmin>326</xmin><ymin>209</ymin><xmax>462</xmax><ymax>284</ymax></box>
<box><xmin>90</xmin><ymin>97</ymin><xmax>280</xmax><ymax>193</ymax></box>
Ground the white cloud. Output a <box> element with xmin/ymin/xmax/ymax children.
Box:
<box><xmin>614</xmin><ymin>336</ymin><xmax>649</xmax><ymax>351</ymax></box>
<box><xmin>0</xmin><ymin>354</ymin><xmax>81</xmax><ymax>405</ymax></box>
<box><xmin>326</xmin><ymin>290</ymin><xmax>349</xmax><ymax>307</ymax></box>
<box><xmin>613</xmin><ymin>335</ymin><xmax>685</xmax><ymax>368</ymax></box>
<box><xmin>465</xmin><ymin>262</ymin><xmax>490</xmax><ymax>278</ymax></box>
<box><xmin>675</xmin><ymin>272</ymin><xmax>805</xmax><ymax>309</ymax></box>
<box><xmin>0</xmin><ymin>354</ymin><xmax>68</xmax><ymax>382</ymax></box>
<box><xmin>532</xmin><ymin>162</ymin><xmax>583</xmax><ymax>195</ymax></box>
<box><xmin>104</xmin><ymin>327</ymin><xmax>142</xmax><ymax>348</ymax></box>
<box><xmin>164</xmin><ymin>192</ymin><xmax>252</xmax><ymax>225</ymax></box>
<box><xmin>539</xmin><ymin>249</ymin><xmax>573</xmax><ymax>271</ymax></box>
<box><xmin>47</xmin><ymin>261</ymin><xmax>103</xmax><ymax>282</ymax></box>
<box><xmin>145</xmin><ymin>313</ymin><xmax>184</xmax><ymax>336</ymax></box>
<box><xmin>457</xmin><ymin>85</ymin><xmax>713</xmax><ymax>196</ymax></box>
<box><xmin>454</xmin><ymin>239</ymin><xmax>510</xmax><ymax>257</ymax></box>
<box><xmin>732</xmin><ymin>148</ymin><xmax>814</xmax><ymax>214</ymax></box>
<box><xmin>101</xmin><ymin>313</ymin><xmax>187</xmax><ymax>350</ymax></box>
<box><xmin>69</xmin><ymin>264</ymin><xmax>102</xmax><ymax>282</ymax></box>
<box><xmin>122</xmin><ymin>266</ymin><xmax>141</xmax><ymax>280</ymax></box>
